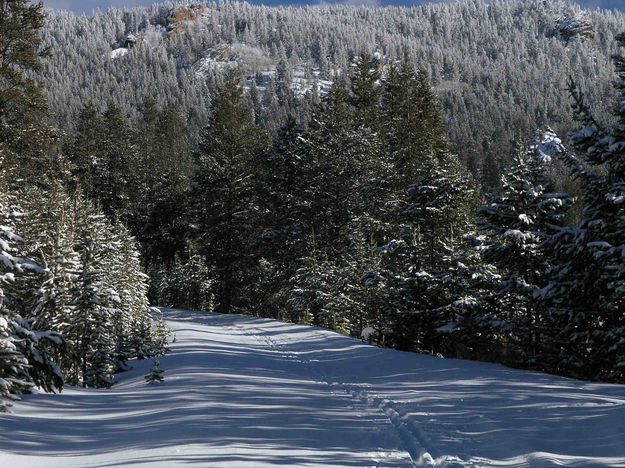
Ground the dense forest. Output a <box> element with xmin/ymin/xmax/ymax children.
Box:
<box><xmin>40</xmin><ymin>0</ymin><xmax>625</xmax><ymax>187</ymax></box>
<box><xmin>2</xmin><ymin>0</ymin><xmax>625</xmax><ymax>412</ymax></box>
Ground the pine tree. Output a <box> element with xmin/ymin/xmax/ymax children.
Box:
<box><xmin>380</xmin><ymin>153</ymin><xmax>477</xmax><ymax>353</ymax></box>
<box><xmin>0</xmin><ymin>193</ymin><xmax>34</xmax><ymax>410</ymax></box>
<box><xmin>151</xmin><ymin>318</ymin><xmax>170</xmax><ymax>357</ymax></box>
<box><xmin>104</xmin><ymin>222</ymin><xmax>156</xmax><ymax>367</ymax></box>
<box><xmin>190</xmin><ymin>71</ymin><xmax>267</xmax><ymax>314</ymax></box>
<box><xmin>144</xmin><ymin>360</ymin><xmax>164</xmax><ymax>384</ymax></box>
<box><xmin>66</xmin><ymin>104</ymin><xmax>104</xmax><ymax>195</ymax></box>
<box><xmin>350</xmin><ymin>53</ymin><xmax>381</xmax><ymax>129</ymax></box>
<box><xmin>297</xmin><ymin>78</ymin><xmax>374</xmax><ymax>254</ymax></box>
<box><xmin>476</xmin><ymin>133</ymin><xmax>574</xmax><ymax>366</ymax></box>
<box><xmin>360</xmin><ymin>62</ymin><xmax>480</xmax><ymax>354</ymax></box>
<box><xmin>380</xmin><ymin>60</ymin><xmax>448</xmax><ymax>189</ymax></box>
<box><xmin>0</xmin><ymin>185</ymin><xmax>62</xmax><ymax>410</ymax></box>
<box><xmin>15</xmin><ymin>184</ymin><xmax>80</xmax><ymax>386</ymax></box>
<box><xmin>135</xmin><ymin>101</ymin><xmax>192</xmax><ymax>264</ymax></box>
<box><xmin>0</xmin><ymin>311</ymin><xmax>30</xmax><ymax>411</ymax></box>
<box><xmin>539</xmin><ymin>35</ymin><xmax>625</xmax><ymax>381</ymax></box>
<box><xmin>99</xmin><ymin>105</ymin><xmax>138</xmax><ymax>220</ymax></box>
<box><xmin>0</xmin><ymin>0</ymin><xmax>58</xmax><ymax>181</ymax></box>
<box><xmin>251</xmin><ymin>117</ymin><xmax>308</xmax><ymax>319</ymax></box>
<box><xmin>65</xmin><ymin>213</ymin><xmax>116</xmax><ymax>388</ymax></box>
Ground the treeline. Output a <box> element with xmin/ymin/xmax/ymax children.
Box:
<box><xmin>0</xmin><ymin>0</ymin><xmax>167</xmax><ymax>411</ymax></box>
<box><xmin>64</xmin><ymin>36</ymin><xmax>625</xmax><ymax>383</ymax></box>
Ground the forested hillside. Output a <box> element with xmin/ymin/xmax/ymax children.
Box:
<box><xmin>41</xmin><ymin>0</ymin><xmax>625</xmax><ymax>186</ymax></box>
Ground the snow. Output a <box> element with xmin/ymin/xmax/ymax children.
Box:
<box><xmin>436</xmin><ymin>323</ymin><xmax>457</xmax><ymax>333</ymax></box>
<box><xmin>518</xmin><ymin>213</ymin><xmax>532</xmax><ymax>225</ymax></box>
<box><xmin>110</xmin><ymin>47</ymin><xmax>128</xmax><ymax>59</ymax></box>
<box><xmin>2</xmin><ymin>308</ymin><xmax>625</xmax><ymax>467</ymax></box>
<box><xmin>194</xmin><ymin>55</ymin><xmax>237</xmax><ymax>77</ymax></box>
<box><xmin>531</xmin><ymin>128</ymin><xmax>564</xmax><ymax>162</ymax></box>
<box><xmin>360</xmin><ymin>326</ymin><xmax>377</xmax><ymax>342</ymax></box>
<box><xmin>504</xmin><ymin>229</ymin><xmax>534</xmax><ymax>242</ymax></box>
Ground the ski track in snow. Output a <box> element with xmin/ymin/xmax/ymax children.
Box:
<box><xmin>241</xmin><ymin>325</ymin><xmax>419</xmax><ymax>467</ymax></box>
<box><xmin>244</xmin><ymin>325</ymin><xmax>435</xmax><ymax>467</ymax></box>
<box><xmin>2</xmin><ymin>308</ymin><xmax>625</xmax><ymax>467</ymax></box>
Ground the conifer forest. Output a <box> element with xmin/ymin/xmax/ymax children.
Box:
<box><xmin>2</xmin><ymin>0</ymin><xmax>625</xmax><ymax>466</ymax></box>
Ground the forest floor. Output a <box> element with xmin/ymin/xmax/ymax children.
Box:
<box><xmin>1</xmin><ymin>309</ymin><xmax>625</xmax><ymax>467</ymax></box>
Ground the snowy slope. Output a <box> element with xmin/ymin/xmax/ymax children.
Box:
<box><xmin>1</xmin><ymin>309</ymin><xmax>625</xmax><ymax>467</ymax></box>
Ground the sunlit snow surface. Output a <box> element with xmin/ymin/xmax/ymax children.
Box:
<box><xmin>2</xmin><ymin>309</ymin><xmax>625</xmax><ymax>467</ymax></box>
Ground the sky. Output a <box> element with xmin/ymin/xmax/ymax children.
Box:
<box><xmin>42</xmin><ymin>0</ymin><xmax>625</xmax><ymax>14</ymax></box>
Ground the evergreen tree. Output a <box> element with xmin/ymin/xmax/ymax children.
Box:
<box><xmin>141</xmin><ymin>107</ymin><xmax>192</xmax><ymax>265</ymax></box>
<box><xmin>380</xmin><ymin>61</ymin><xmax>448</xmax><ymax>189</ymax></box>
<box><xmin>540</xmin><ymin>35</ymin><xmax>625</xmax><ymax>381</ymax></box>
<box><xmin>66</xmin><ymin>104</ymin><xmax>104</xmax><ymax>195</ymax></box>
<box><xmin>0</xmin><ymin>185</ymin><xmax>62</xmax><ymax>410</ymax></box>
<box><xmin>65</xmin><ymin>213</ymin><xmax>116</xmax><ymax>387</ymax></box>
<box><xmin>145</xmin><ymin>360</ymin><xmax>164</xmax><ymax>384</ymax></box>
<box><xmin>381</xmin><ymin>153</ymin><xmax>477</xmax><ymax>353</ymax></box>
<box><xmin>476</xmin><ymin>133</ymin><xmax>574</xmax><ymax>366</ymax></box>
<box><xmin>0</xmin><ymin>192</ymin><xmax>35</xmax><ymax>410</ymax></box>
<box><xmin>0</xmin><ymin>0</ymin><xmax>58</xmax><ymax>181</ymax></box>
<box><xmin>99</xmin><ymin>105</ymin><xmax>138</xmax><ymax>220</ymax></box>
<box><xmin>190</xmin><ymin>71</ymin><xmax>267</xmax><ymax>313</ymax></box>
<box><xmin>350</xmin><ymin>53</ymin><xmax>381</xmax><ymax>129</ymax></box>
<box><xmin>251</xmin><ymin>117</ymin><xmax>308</xmax><ymax>319</ymax></box>
<box><xmin>151</xmin><ymin>318</ymin><xmax>170</xmax><ymax>357</ymax></box>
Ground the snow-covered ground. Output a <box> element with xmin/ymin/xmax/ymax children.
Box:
<box><xmin>2</xmin><ymin>309</ymin><xmax>625</xmax><ymax>467</ymax></box>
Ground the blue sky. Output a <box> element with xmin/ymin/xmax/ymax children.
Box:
<box><xmin>42</xmin><ymin>0</ymin><xmax>625</xmax><ymax>14</ymax></box>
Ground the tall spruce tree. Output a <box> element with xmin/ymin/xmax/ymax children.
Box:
<box><xmin>476</xmin><ymin>133</ymin><xmax>574</xmax><ymax>366</ymax></box>
<box><xmin>66</xmin><ymin>104</ymin><xmax>104</xmax><ymax>195</ymax></box>
<box><xmin>249</xmin><ymin>117</ymin><xmax>308</xmax><ymax>319</ymax></box>
<box><xmin>0</xmin><ymin>184</ymin><xmax>62</xmax><ymax>409</ymax></box>
<box><xmin>65</xmin><ymin>212</ymin><xmax>116</xmax><ymax>387</ymax></box>
<box><xmin>540</xmin><ymin>35</ymin><xmax>625</xmax><ymax>381</ymax></box>
<box><xmin>0</xmin><ymin>0</ymin><xmax>58</xmax><ymax>181</ymax></box>
<box><xmin>190</xmin><ymin>71</ymin><xmax>267</xmax><ymax>313</ymax></box>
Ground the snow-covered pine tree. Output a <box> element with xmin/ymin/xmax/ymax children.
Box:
<box><xmin>148</xmin><ymin>255</ymin><xmax>213</xmax><ymax>312</ymax></box>
<box><xmin>151</xmin><ymin>316</ymin><xmax>171</xmax><ymax>357</ymax></box>
<box><xmin>106</xmin><ymin>222</ymin><xmax>156</xmax><ymax>367</ymax></box>
<box><xmin>286</xmin><ymin>236</ymin><xmax>331</xmax><ymax>327</ymax></box>
<box><xmin>14</xmin><ymin>184</ymin><xmax>80</xmax><ymax>364</ymax></box>
<box><xmin>144</xmin><ymin>360</ymin><xmax>164</xmax><ymax>384</ymax></box>
<box><xmin>0</xmin><ymin>192</ymin><xmax>32</xmax><ymax>410</ymax></box>
<box><xmin>287</xmin><ymin>231</ymin><xmax>365</xmax><ymax>334</ymax></box>
<box><xmin>381</xmin><ymin>152</ymin><xmax>477</xmax><ymax>353</ymax></box>
<box><xmin>436</xmin><ymin>233</ymin><xmax>502</xmax><ymax>361</ymax></box>
<box><xmin>250</xmin><ymin>117</ymin><xmax>309</xmax><ymax>320</ymax></box>
<box><xmin>105</xmin><ymin>225</ymin><xmax>133</xmax><ymax>371</ymax></box>
<box><xmin>539</xmin><ymin>34</ymin><xmax>625</xmax><ymax>381</ymax></box>
<box><xmin>475</xmin><ymin>132</ymin><xmax>574</xmax><ymax>366</ymax></box>
<box><xmin>0</xmin><ymin>184</ymin><xmax>62</xmax><ymax>410</ymax></box>
<box><xmin>65</xmin><ymin>213</ymin><xmax>116</xmax><ymax>388</ymax></box>
<box><xmin>337</xmin><ymin>228</ymin><xmax>388</xmax><ymax>339</ymax></box>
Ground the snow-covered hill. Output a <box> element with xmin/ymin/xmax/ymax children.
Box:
<box><xmin>1</xmin><ymin>309</ymin><xmax>625</xmax><ymax>467</ymax></box>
